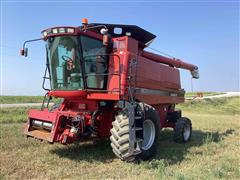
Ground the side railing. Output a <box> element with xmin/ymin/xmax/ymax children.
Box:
<box><xmin>42</xmin><ymin>64</ymin><xmax>51</xmax><ymax>91</ymax></box>
<box><xmin>83</xmin><ymin>54</ymin><xmax>121</xmax><ymax>93</ymax></box>
<box><xmin>41</xmin><ymin>64</ymin><xmax>52</xmax><ymax>109</ymax></box>
<box><xmin>40</xmin><ymin>53</ymin><xmax>121</xmax><ymax>108</ymax></box>
<box><xmin>127</xmin><ymin>58</ymin><xmax>138</xmax><ymax>102</ymax></box>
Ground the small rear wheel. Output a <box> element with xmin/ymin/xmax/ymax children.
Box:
<box><xmin>173</xmin><ymin>117</ymin><xmax>192</xmax><ymax>143</ymax></box>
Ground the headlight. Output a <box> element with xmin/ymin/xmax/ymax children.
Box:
<box><xmin>59</xmin><ymin>28</ymin><xmax>65</xmax><ymax>33</ymax></box>
<box><xmin>52</xmin><ymin>28</ymin><xmax>58</xmax><ymax>34</ymax></box>
<box><xmin>42</xmin><ymin>31</ymin><xmax>48</xmax><ymax>37</ymax></box>
<box><xmin>67</xmin><ymin>28</ymin><xmax>74</xmax><ymax>33</ymax></box>
<box><xmin>41</xmin><ymin>27</ymin><xmax>76</xmax><ymax>37</ymax></box>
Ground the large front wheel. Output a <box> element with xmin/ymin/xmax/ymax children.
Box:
<box><xmin>110</xmin><ymin>104</ymin><xmax>160</xmax><ymax>161</ymax></box>
<box><xmin>139</xmin><ymin>104</ymin><xmax>160</xmax><ymax>160</ymax></box>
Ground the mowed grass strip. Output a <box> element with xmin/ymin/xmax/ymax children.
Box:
<box><xmin>0</xmin><ymin>97</ymin><xmax>239</xmax><ymax>179</ymax></box>
<box><xmin>0</xmin><ymin>96</ymin><xmax>62</xmax><ymax>104</ymax></box>
<box><xmin>0</xmin><ymin>96</ymin><xmax>43</xmax><ymax>104</ymax></box>
<box><xmin>179</xmin><ymin>96</ymin><xmax>240</xmax><ymax>115</ymax></box>
<box><xmin>0</xmin><ymin>107</ymin><xmax>41</xmax><ymax>124</ymax></box>
<box><xmin>185</xmin><ymin>92</ymin><xmax>225</xmax><ymax>98</ymax></box>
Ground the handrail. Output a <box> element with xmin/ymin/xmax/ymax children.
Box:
<box><xmin>42</xmin><ymin>65</ymin><xmax>51</xmax><ymax>91</ymax></box>
<box><xmin>42</xmin><ymin>53</ymin><xmax>122</xmax><ymax>93</ymax></box>
<box><xmin>82</xmin><ymin>54</ymin><xmax>121</xmax><ymax>93</ymax></box>
<box><xmin>41</xmin><ymin>93</ymin><xmax>51</xmax><ymax>110</ymax></box>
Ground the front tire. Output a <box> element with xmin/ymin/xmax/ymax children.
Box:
<box><xmin>173</xmin><ymin>117</ymin><xmax>192</xmax><ymax>143</ymax></box>
<box><xmin>110</xmin><ymin>112</ymin><xmax>135</xmax><ymax>162</ymax></box>
<box><xmin>110</xmin><ymin>104</ymin><xmax>160</xmax><ymax>161</ymax></box>
<box><xmin>139</xmin><ymin>104</ymin><xmax>160</xmax><ymax>160</ymax></box>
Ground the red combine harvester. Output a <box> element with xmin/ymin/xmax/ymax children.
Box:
<box><xmin>20</xmin><ymin>19</ymin><xmax>199</xmax><ymax>161</ymax></box>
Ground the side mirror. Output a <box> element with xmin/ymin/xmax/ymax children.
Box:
<box><xmin>20</xmin><ymin>48</ymin><xmax>28</xmax><ymax>57</ymax></box>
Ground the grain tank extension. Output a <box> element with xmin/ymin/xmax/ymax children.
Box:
<box><xmin>20</xmin><ymin>19</ymin><xmax>199</xmax><ymax>161</ymax></box>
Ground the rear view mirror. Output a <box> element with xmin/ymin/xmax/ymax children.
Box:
<box><xmin>20</xmin><ymin>48</ymin><xmax>28</xmax><ymax>57</ymax></box>
<box><xmin>20</xmin><ymin>38</ymin><xmax>42</xmax><ymax>58</ymax></box>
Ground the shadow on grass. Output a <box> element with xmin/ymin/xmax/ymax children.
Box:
<box><xmin>50</xmin><ymin>128</ymin><xmax>235</xmax><ymax>164</ymax></box>
<box><xmin>154</xmin><ymin>128</ymin><xmax>235</xmax><ymax>165</ymax></box>
<box><xmin>50</xmin><ymin>139</ymin><xmax>115</xmax><ymax>163</ymax></box>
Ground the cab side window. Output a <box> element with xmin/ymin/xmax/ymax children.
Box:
<box><xmin>80</xmin><ymin>36</ymin><xmax>108</xmax><ymax>89</ymax></box>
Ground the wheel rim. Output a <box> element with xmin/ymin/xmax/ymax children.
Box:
<box><xmin>142</xmin><ymin>119</ymin><xmax>155</xmax><ymax>150</ymax></box>
<box><xmin>183</xmin><ymin>124</ymin><xmax>191</xmax><ymax>141</ymax></box>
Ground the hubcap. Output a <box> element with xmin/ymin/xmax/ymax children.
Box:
<box><xmin>142</xmin><ymin>119</ymin><xmax>155</xmax><ymax>150</ymax></box>
<box><xmin>183</xmin><ymin>124</ymin><xmax>191</xmax><ymax>141</ymax></box>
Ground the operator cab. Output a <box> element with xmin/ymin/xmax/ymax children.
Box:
<box><xmin>46</xmin><ymin>34</ymin><xmax>108</xmax><ymax>91</ymax></box>
<box><xmin>20</xmin><ymin>19</ymin><xmax>156</xmax><ymax>97</ymax></box>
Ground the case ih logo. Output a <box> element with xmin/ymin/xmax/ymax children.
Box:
<box><xmin>78</xmin><ymin>104</ymin><xmax>86</xmax><ymax>110</ymax></box>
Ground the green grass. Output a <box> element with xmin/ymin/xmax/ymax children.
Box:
<box><xmin>0</xmin><ymin>96</ymin><xmax>44</xmax><ymax>104</ymax></box>
<box><xmin>0</xmin><ymin>107</ymin><xmax>41</xmax><ymax>124</ymax></box>
<box><xmin>185</xmin><ymin>92</ymin><xmax>225</xmax><ymax>98</ymax></box>
<box><xmin>0</xmin><ymin>96</ymin><xmax>62</xmax><ymax>104</ymax></box>
<box><xmin>0</xmin><ymin>97</ymin><xmax>239</xmax><ymax>179</ymax></box>
<box><xmin>178</xmin><ymin>97</ymin><xmax>240</xmax><ymax>115</ymax></box>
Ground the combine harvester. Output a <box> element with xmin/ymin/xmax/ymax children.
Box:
<box><xmin>20</xmin><ymin>18</ymin><xmax>199</xmax><ymax>161</ymax></box>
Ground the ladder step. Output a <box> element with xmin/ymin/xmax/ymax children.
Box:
<box><xmin>135</xmin><ymin>127</ymin><xmax>143</xmax><ymax>131</ymax></box>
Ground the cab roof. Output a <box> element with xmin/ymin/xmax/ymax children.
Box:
<box><xmin>80</xmin><ymin>23</ymin><xmax>156</xmax><ymax>47</ymax></box>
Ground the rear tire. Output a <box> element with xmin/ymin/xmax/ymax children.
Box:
<box><xmin>173</xmin><ymin>117</ymin><xmax>192</xmax><ymax>143</ymax></box>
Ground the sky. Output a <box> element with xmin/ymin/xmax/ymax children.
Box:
<box><xmin>0</xmin><ymin>0</ymin><xmax>239</xmax><ymax>95</ymax></box>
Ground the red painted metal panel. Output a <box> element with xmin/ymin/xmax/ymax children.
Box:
<box><xmin>87</xmin><ymin>93</ymin><xmax>119</xmax><ymax>100</ymax></box>
<box><xmin>135</xmin><ymin>93</ymin><xmax>184</xmax><ymax>105</ymax></box>
<box><xmin>48</xmin><ymin>90</ymin><xmax>87</xmax><ymax>98</ymax></box>
<box><xmin>28</xmin><ymin>109</ymin><xmax>58</xmax><ymax>122</ymax></box>
<box><xmin>136</xmin><ymin>56</ymin><xmax>181</xmax><ymax>90</ymax></box>
<box><xmin>106</xmin><ymin>53</ymin><xmax>121</xmax><ymax>94</ymax></box>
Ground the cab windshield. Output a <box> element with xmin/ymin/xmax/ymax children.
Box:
<box><xmin>47</xmin><ymin>35</ymin><xmax>108</xmax><ymax>90</ymax></box>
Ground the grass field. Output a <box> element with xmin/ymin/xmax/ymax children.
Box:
<box><xmin>0</xmin><ymin>96</ymin><xmax>62</xmax><ymax>104</ymax></box>
<box><xmin>0</xmin><ymin>97</ymin><xmax>239</xmax><ymax>179</ymax></box>
<box><xmin>0</xmin><ymin>96</ymin><xmax>44</xmax><ymax>104</ymax></box>
<box><xmin>185</xmin><ymin>92</ymin><xmax>225</xmax><ymax>98</ymax></box>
